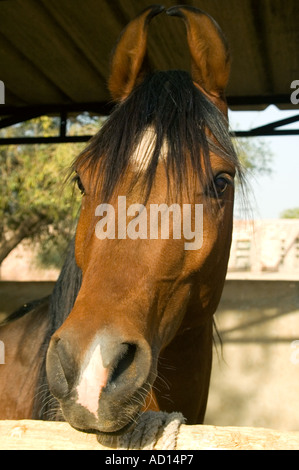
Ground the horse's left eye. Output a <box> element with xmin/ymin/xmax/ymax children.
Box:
<box><xmin>213</xmin><ymin>174</ymin><xmax>232</xmax><ymax>197</ymax></box>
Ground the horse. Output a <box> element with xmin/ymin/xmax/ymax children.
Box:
<box><xmin>0</xmin><ymin>5</ymin><xmax>244</xmax><ymax>440</ymax></box>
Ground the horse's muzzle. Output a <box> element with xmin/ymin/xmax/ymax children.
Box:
<box><xmin>46</xmin><ymin>330</ymin><xmax>154</xmax><ymax>433</ymax></box>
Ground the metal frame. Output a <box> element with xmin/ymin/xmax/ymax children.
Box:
<box><xmin>0</xmin><ymin>98</ymin><xmax>299</xmax><ymax>145</ymax></box>
<box><xmin>0</xmin><ymin>102</ymin><xmax>113</xmax><ymax>145</ymax></box>
<box><xmin>233</xmin><ymin>114</ymin><xmax>299</xmax><ymax>137</ymax></box>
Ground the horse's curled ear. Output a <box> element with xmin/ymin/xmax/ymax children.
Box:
<box><xmin>167</xmin><ymin>6</ymin><xmax>230</xmax><ymax>98</ymax></box>
<box><xmin>108</xmin><ymin>5</ymin><xmax>164</xmax><ymax>102</ymax></box>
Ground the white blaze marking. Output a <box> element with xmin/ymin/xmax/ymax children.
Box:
<box><xmin>131</xmin><ymin>126</ymin><xmax>168</xmax><ymax>171</ymax></box>
<box><xmin>76</xmin><ymin>343</ymin><xmax>109</xmax><ymax>417</ymax></box>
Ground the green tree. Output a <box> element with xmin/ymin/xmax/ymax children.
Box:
<box><xmin>0</xmin><ymin>115</ymin><xmax>101</xmax><ymax>266</ymax></box>
<box><xmin>280</xmin><ymin>207</ymin><xmax>299</xmax><ymax>219</ymax></box>
<box><xmin>234</xmin><ymin>137</ymin><xmax>273</xmax><ymax>177</ymax></box>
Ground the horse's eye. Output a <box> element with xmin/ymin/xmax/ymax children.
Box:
<box><xmin>213</xmin><ymin>173</ymin><xmax>233</xmax><ymax>197</ymax></box>
<box><xmin>74</xmin><ymin>174</ymin><xmax>85</xmax><ymax>195</ymax></box>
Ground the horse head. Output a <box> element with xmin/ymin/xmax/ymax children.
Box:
<box><xmin>46</xmin><ymin>5</ymin><xmax>241</xmax><ymax>438</ymax></box>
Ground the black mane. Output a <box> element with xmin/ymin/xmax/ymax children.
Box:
<box><xmin>74</xmin><ymin>70</ymin><xmax>243</xmax><ymax>202</ymax></box>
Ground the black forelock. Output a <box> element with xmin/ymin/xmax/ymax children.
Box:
<box><xmin>73</xmin><ymin>70</ymin><xmax>243</xmax><ymax>203</ymax></box>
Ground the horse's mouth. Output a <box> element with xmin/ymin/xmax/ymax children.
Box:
<box><xmin>59</xmin><ymin>368</ymin><xmax>156</xmax><ymax>440</ymax></box>
<box><xmin>72</xmin><ymin>412</ymin><xmax>139</xmax><ymax>447</ymax></box>
<box><xmin>97</xmin><ymin>417</ymin><xmax>137</xmax><ymax>438</ymax></box>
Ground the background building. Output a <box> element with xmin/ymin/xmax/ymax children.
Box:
<box><xmin>228</xmin><ymin>219</ymin><xmax>299</xmax><ymax>277</ymax></box>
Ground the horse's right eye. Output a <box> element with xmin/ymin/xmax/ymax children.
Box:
<box><xmin>74</xmin><ymin>174</ymin><xmax>85</xmax><ymax>195</ymax></box>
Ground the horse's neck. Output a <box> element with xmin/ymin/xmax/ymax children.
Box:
<box><xmin>156</xmin><ymin>318</ymin><xmax>213</xmax><ymax>423</ymax></box>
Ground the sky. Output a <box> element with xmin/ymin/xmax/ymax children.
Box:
<box><xmin>229</xmin><ymin>105</ymin><xmax>299</xmax><ymax>220</ymax></box>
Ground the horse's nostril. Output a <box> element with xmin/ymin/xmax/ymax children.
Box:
<box><xmin>109</xmin><ymin>343</ymin><xmax>137</xmax><ymax>388</ymax></box>
<box><xmin>46</xmin><ymin>346</ymin><xmax>69</xmax><ymax>398</ymax></box>
<box><xmin>46</xmin><ymin>336</ymin><xmax>76</xmax><ymax>399</ymax></box>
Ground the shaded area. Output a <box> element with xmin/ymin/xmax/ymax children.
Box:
<box><xmin>0</xmin><ymin>281</ymin><xmax>54</xmax><ymax>324</ymax></box>
<box><xmin>206</xmin><ymin>279</ymin><xmax>299</xmax><ymax>431</ymax></box>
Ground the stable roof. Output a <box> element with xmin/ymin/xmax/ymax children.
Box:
<box><xmin>0</xmin><ymin>0</ymin><xmax>298</xmax><ymax>140</ymax></box>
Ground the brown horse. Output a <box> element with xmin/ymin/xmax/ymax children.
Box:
<box><xmin>0</xmin><ymin>5</ymin><xmax>244</xmax><ymax>439</ymax></box>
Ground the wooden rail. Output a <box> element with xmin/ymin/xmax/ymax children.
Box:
<box><xmin>0</xmin><ymin>420</ymin><xmax>299</xmax><ymax>450</ymax></box>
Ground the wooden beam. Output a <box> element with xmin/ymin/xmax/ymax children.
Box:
<box><xmin>0</xmin><ymin>420</ymin><xmax>299</xmax><ymax>450</ymax></box>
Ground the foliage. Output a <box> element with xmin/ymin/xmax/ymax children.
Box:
<box><xmin>0</xmin><ymin>114</ymin><xmax>102</xmax><ymax>267</ymax></box>
<box><xmin>280</xmin><ymin>207</ymin><xmax>299</xmax><ymax>219</ymax></box>
<box><xmin>233</xmin><ymin>137</ymin><xmax>273</xmax><ymax>177</ymax></box>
